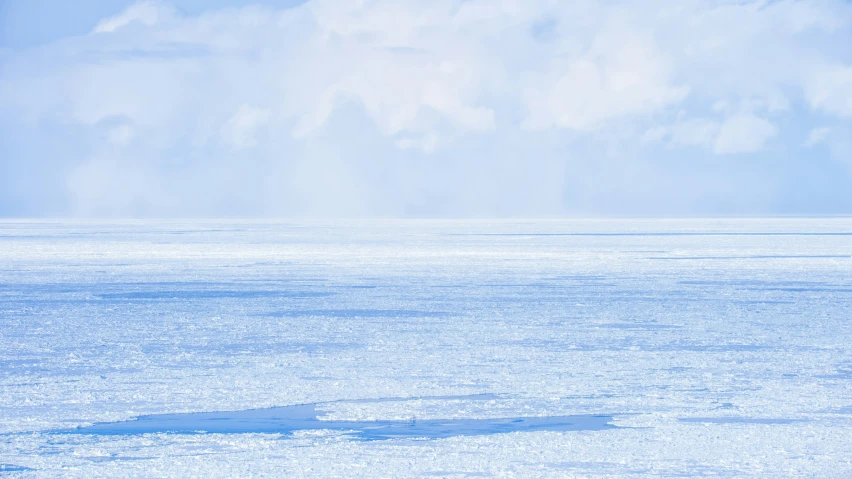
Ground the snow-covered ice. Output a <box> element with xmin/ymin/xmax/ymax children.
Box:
<box><xmin>1</xmin><ymin>219</ymin><xmax>851</xmax><ymax>477</ymax></box>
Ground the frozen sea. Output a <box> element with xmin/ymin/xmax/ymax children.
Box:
<box><xmin>1</xmin><ymin>219</ymin><xmax>851</xmax><ymax>477</ymax></box>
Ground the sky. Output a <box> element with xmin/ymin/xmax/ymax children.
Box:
<box><xmin>0</xmin><ymin>0</ymin><xmax>850</xmax><ymax>217</ymax></box>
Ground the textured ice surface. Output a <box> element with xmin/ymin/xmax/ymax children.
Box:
<box><xmin>1</xmin><ymin>219</ymin><xmax>851</xmax><ymax>477</ymax></box>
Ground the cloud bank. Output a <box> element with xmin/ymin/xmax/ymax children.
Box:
<box><xmin>1</xmin><ymin>0</ymin><xmax>851</xmax><ymax>217</ymax></box>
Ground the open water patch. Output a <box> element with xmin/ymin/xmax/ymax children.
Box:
<box><xmin>63</xmin><ymin>403</ymin><xmax>615</xmax><ymax>440</ymax></box>
<box><xmin>0</xmin><ymin>464</ymin><xmax>33</xmax><ymax>472</ymax></box>
<box><xmin>595</xmin><ymin>322</ymin><xmax>683</xmax><ymax>330</ymax></box>
<box><xmin>267</xmin><ymin>309</ymin><xmax>449</xmax><ymax>318</ymax></box>
<box><xmin>97</xmin><ymin>290</ymin><xmax>333</xmax><ymax>300</ymax></box>
<box><xmin>817</xmin><ymin>365</ymin><xmax>852</xmax><ymax>379</ymax></box>
<box><xmin>649</xmin><ymin>255</ymin><xmax>850</xmax><ymax>260</ymax></box>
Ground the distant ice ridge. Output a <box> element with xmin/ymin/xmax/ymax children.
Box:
<box><xmin>0</xmin><ymin>219</ymin><xmax>851</xmax><ymax>477</ymax></box>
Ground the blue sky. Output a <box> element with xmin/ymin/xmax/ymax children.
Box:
<box><xmin>1</xmin><ymin>0</ymin><xmax>850</xmax><ymax>217</ymax></box>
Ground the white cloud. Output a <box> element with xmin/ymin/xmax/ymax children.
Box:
<box><xmin>287</xmin><ymin>2</ymin><xmax>498</xmax><ymax>140</ymax></box>
<box><xmin>2</xmin><ymin>0</ymin><xmax>852</xmax><ymax>216</ymax></box>
<box><xmin>641</xmin><ymin>126</ymin><xmax>669</xmax><ymax>144</ymax></box>
<box><xmin>641</xmin><ymin>118</ymin><xmax>720</xmax><ymax>149</ymax></box>
<box><xmin>395</xmin><ymin>132</ymin><xmax>439</xmax><ymax>153</ymax></box>
<box><xmin>92</xmin><ymin>0</ymin><xmax>176</xmax><ymax>33</ymax></box>
<box><xmin>805</xmin><ymin>127</ymin><xmax>832</xmax><ymax>147</ymax></box>
<box><xmin>713</xmin><ymin>114</ymin><xmax>777</xmax><ymax>154</ymax></box>
<box><xmin>523</xmin><ymin>26</ymin><xmax>689</xmax><ymax>130</ymax></box>
<box><xmin>221</xmin><ymin>105</ymin><xmax>269</xmax><ymax>149</ymax></box>
<box><xmin>107</xmin><ymin>124</ymin><xmax>135</xmax><ymax>146</ymax></box>
<box><xmin>806</xmin><ymin>64</ymin><xmax>852</xmax><ymax>118</ymax></box>
<box><xmin>670</xmin><ymin>118</ymin><xmax>719</xmax><ymax>149</ymax></box>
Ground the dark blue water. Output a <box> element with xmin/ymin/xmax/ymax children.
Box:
<box><xmin>649</xmin><ymin>255</ymin><xmax>850</xmax><ymax>260</ymax></box>
<box><xmin>268</xmin><ymin>309</ymin><xmax>449</xmax><ymax>318</ymax></box>
<box><xmin>97</xmin><ymin>290</ymin><xmax>333</xmax><ymax>300</ymax></box>
<box><xmin>0</xmin><ymin>464</ymin><xmax>33</xmax><ymax>472</ymax></box>
<box><xmin>65</xmin><ymin>403</ymin><xmax>615</xmax><ymax>440</ymax></box>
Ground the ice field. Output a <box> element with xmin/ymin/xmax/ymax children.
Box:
<box><xmin>1</xmin><ymin>219</ymin><xmax>851</xmax><ymax>477</ymax></box>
